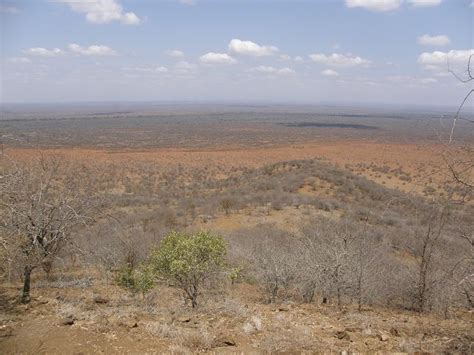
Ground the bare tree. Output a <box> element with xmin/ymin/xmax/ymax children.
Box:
<box><xmin>300</xmin><ymin>219</ymin><xmax>354</xmax><ymax>309</ymax></box>
<box><xmin>407</xmin><ymin>207</ymin><xmax>449</xmax><ymax>312</ymax></box>
<box><xmin>349</xmin><ymin>219</ymin><xmax>388</xmax><ymax>311</ymax></box>
<box><xmin>444</xmin><ymin>55</ymin><xmax>474</xmax><ymax>189</ymax></box>
<box><xmin>440</xmin><ymin>55</ymin><xmax>474</xmax><ymax>311</ymax></box>
<box><xmin>231</xmin><ymin>226</ymin><xmax>299</xmax><ymax>304</ymax></box>
<box><xmin>0</xmin><ymin>157</ymin><xmax>97</xmax><ymax>303</ymax></box>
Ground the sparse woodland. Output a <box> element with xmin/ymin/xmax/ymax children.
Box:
<box><xmin>1</xmin><ymin>146</ymin><xmax>472</xmax><ymax>352</ymax></box>
<box><xmin>1</xmin><ymin>60</ymin><xmax>473</xmax><ymax>351</ymax></box>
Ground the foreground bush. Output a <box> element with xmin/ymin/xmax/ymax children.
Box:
<box><xmin>149</xmin><ymin>231</ymin><xmax>226</xmax><ymax>308</ymax></box>
<box><xmin>116</xmin><ymin>264</ymin><xmax>155</xmax><ymax>298</ymax></box>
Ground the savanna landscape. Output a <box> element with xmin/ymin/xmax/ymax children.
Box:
<box><xmin>1</xmin><ymin>104</ymin><xmax>473</xmax><ymax>353</ymax></box>
<box><xmin>1</xmin><ymin>0</ymin><xmax>474</xmax><ymax>354</ymax></box>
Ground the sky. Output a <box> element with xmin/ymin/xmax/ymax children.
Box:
<box><xmin>0</xmin><ymin>0</ymin><xmax>473</xmax><ymax>106</ymax></box>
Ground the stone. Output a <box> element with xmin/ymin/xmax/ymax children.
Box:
<box><xmin>61</xmin><ymin>316</ymin><xmax>75</xmax><ymax>326</ymax></box>
<box><xmin>120</xmin><ymin>318</ymin><xmax>138</xmax><ymax>329</ymax></box>
<box><xmin>37</xmin><ymin>297</ymin><xmax>49</xmax><ymax>305</ymax></box>
<box><xmin>213</xmin><ymin>336</ymin><xmax>236</xmax><ymax>347</ymax></box>
<box><xmin>278</xmin><ymin>305</ymin><xmax>290</xmax><ymax>312</ymax></box>
<box><xmin>0</xmin><ymin>325</ymin><xmax>13</xmax><ymax>338</ymax></box>
<box><xmin>389</xmin><ymin>327</ymin><xmax>400</xmax><ymax>337</ymax></box>
<box><xmin>377</xmin><ymin>332</ymin><xmax>389</xmax><ymax>342</ymax></box>
<box><xmin>93</xmin><ymin>296</ymin><xmax>109</xmax><ymax>304</ymax></box>
<box><xmin>177</xmin><ymin>316</ymin><xmax>191</xmax><ymax>323</ymax></box>
<box><xmin>345</xmin><ymin>326</ymin><xmax>362</xmax><ymax>332</ymax></box>
<box><xmin>126</xmin><ymin>321</ymin><xmax>138</xmax><ymax>328</ymax></box>
<box><xmin>335</xmin><ymin>331</ymin><xmax>351</xmax><ymax>341</ymax></box>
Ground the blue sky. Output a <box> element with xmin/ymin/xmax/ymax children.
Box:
<box><xmin>1</xmin><ymin>0</ymin><xmax>473</xmax><ymax>106</ymax></box>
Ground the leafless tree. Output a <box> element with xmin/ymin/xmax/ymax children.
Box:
<box><xmin>444</xmin><ymin>55</ymin><xmax>474</xmax><ymax>189</ymax></box>
<box><xmin>349</xmin><ymin>218</ymin><xmax>388</xmax><ymax>311</ymax></box>
<box><xmin>230</xmin><ymin>226</ymin><xmax>299</xmax><ymax>304</ymax></box>
<box><xmin>441</xmin><ymin>55</ymin><xmax>474</xmax><ymax>310</ymax></box>
<box><xmin>300</xmin><ymin>219</ymin><xmax>354</xmax><ymax>309</ymax></box>
<box><xmin>407</xmin><ymin>207</ymin><xmax>449</xmax><ymax>312</ymax></box>
<box><xmin>0</xmin><ymin>157</ymin><xmax>98</xmax><ymax>303</ymax></box>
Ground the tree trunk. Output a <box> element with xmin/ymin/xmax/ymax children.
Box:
<box><xmin>191</xmin><ymin>285</ymin><xmax>198</xmax><ymax>308</ymax></box>
<box><xmin>21</xmin><ymin>266</ymin><xmax>33</xmax><ymax>304</ymax></box>
<box><xmin>357</xmin><ymin>272</ymin><xmax>363</xmax><ymax>311</ymax></box>
<box><xmin>270</xmin><ymin>280</ymin><xmax>279</xmax><ymax>304</ymax></box>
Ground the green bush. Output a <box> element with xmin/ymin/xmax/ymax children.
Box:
<box><xmin>149</xmin><ymin>231</ymin><xmax>227</xmax><ymax>308</ymax></box>
<box><xmin>116</xmin><ymin>266</ymin><xmax>136</xmax><ymax>290</ymax></box>
<box><xmin>228</xmin><ymin>265</ymin><xmax>243</xmax><ymax>285</ymax></box>
<box><xmin>116</xmin><ymin>264</ymin><xmax>155</xmax><ymax>297</ymax></box>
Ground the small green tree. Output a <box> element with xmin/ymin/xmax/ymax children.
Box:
<box><xmin>149</xmin><ymin>231</ymin><xmax>226</xmax><ymax>308</ymax></box>
<box><xmin>134</xmin><ymin>265</ymin><xmax>155</xmax><ymax>298</ymax></box>
<box><xmin>228</xmin><ymin>265</ymin><xmax>243</xmax><ymax>285</ymax></box>
<box><xmin>116</xmin><ymin>264</ymin><xmax>155</xmax><ymax>298</ymax></box>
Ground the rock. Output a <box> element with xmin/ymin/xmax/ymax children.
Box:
<box><xmin>177</xmin><ymin>316</ymin><xmax>191</xmax><ymax>323</ymax></box>
<box><xmin>0</xmin><ymin>325</ymin><xmax>13</xmax><ymax>338</ymax></box>
<box><xmin>61</xmin><ymin>316</ymin><xmax>75</xmax><ymax>326</ymax></box>
<box><xmin>93</xmin><ymin>295</ymin><xmax>109</xmax><ymax>304</ymax></box>
<box><xmin>37</xmin><ymin>297</ymin><xmax>49</xmax><ymax>305</ymax></box>
<box><xmin>124</xmin><ymin>320</ymin><xmax>138</xmax><ymax>328</ymax></box>
<box><xmin>119</xmin><ymin>318</ymin><xmax>138</xmax><ymax>329</ymax></box>
<box><xmin>345</xmin><ymin>326</ymin><xmax>362</xmax><ymax>332</ymax></box>
<box><xmin>377</xmin><ymin>332</ymin><xmax>389</xmax><ymax>342</ymax></box>
<box><xmin>198</xmin><ymin>215</ymin><xmax>212</xmax><ymax>223</ymax></box>
<box><xmin>278</xmin><ymin>305</ymin><xmax>290</xmax><ymax>312</ymax></box>
<box><xmin>213</xmin><ymin>336</ymin><xmax>236</xmax><ymax>347</ymax></box>
<box><xmin>389</xmin><ymin>327</ymin><xmax>400</xmax><ymax>337</ymax></box>
<box><xmin>335</xmin><ymin>331</ymin><xmax>351</xmax><ymax>341</ymax></box>
<box><xmin>108</xmin><ymin>314</ymin><xmax>138</xmax><ymax>329</ymax></box>
<box><xmin>362</xmin><ymin>327</ymin><xmax>372</xmax><ymax>336</ymax></box>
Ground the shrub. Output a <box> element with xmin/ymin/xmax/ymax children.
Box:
<box><xmin>149</xmin><ymin>231</ymin><xmax>227</xmax><ymax>308</ymax></box>
<box><xmin>116</xmin><ymin>265</ymin><xmax>136</xmax><ymax>290</ymax></box>
<box><xmin>116</xmin><ymin>264</ymin><xmax>155</xmax><ymax>297</ymax></box>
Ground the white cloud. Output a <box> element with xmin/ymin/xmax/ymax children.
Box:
<box><xmin>418</xmin><ymin>34</ymin><xmax>450</xmax><ymax>46</ymax></box>
<box><xmin>279</xmin><ymin>54</ymin><xmax>305</xmax><ymax>63</ymax></box>
<box><xmin>418</xmin><ymin>49</ymin><xmax>474</xmax><ymax>70</ymax></box>
<box><xmin>321</xmin><ymin>69</ymin><xmax>339</xmax><ymax>77</ymax></box>
<box><xmin>165</xmin><ymin>49</ymin><xmax>185</xmax><ymax>58</ymax></box>
<box><xmin>345</xmin><ymin>0</ymin><xmax>402</xmax><ymax>12</ymax></box>
<box><xmin>250</xmin><ymin>66</ymin><xmax>295</xmax><ymax>75</ymax></box>
<box><xmin>419</xmin><ymin>77</ymin><xmax>438</xmax><ymax>84</ymax></box>
<box><xmin>8</xmin><ymin>57</ymin><xmax>31</xmax><ymax>64</ymax></box>
<box><xmin>173</xmin><ymin>61</ymin><xmax>197</xmax><ymax>76</ymax></box>
<box><xmin>277</xmin><ymin>67</ymin><xmax>296</xmax><ymax>75</ymax></box>
<box><xmin>123</xmin><ymin>66</ymin><xmax>168</xmax><ymax>73</ymax></box>
<box><xmin>60</xmin><ymin>0</ymin><xmax>141</xmax><ymax>25</ymax></box>
<box><xmin>25</xmin><ymin>47</ymin><xmax>63</xmax><ymax>57</ymax></box>
<box><xmin>387</xmin><ymin>75</ymin><xmax>438</xmax><ymax>86</ymax></box>
<box><xmin>471</xmin><ymin>0</ymin><xmax>474</xmax><ymax>8</ymax></box>
<box><xmin>408</xmin><ymin>0</ymin><xmax>442</xmax><ymax>7</ymax></box>
<box><xmin>179</xmin><ymin>0</ymin><xmax>195</xmax><ymax>5</ymax></box>
<box><xmin>228</xmin><ymin>39</ymin><xmax>278</xmax><ymax>57</ymax></box>
<box><xmin>68</xmin><ymin>43</ymin><xmax>117</xmax><ymax>56</ymax></box>
<box><xmin>309</xmin><ymin>53</ymin><xmax>371</xmax><ymax>67</ymax></box>
<box><xmin>199</xmin><ymin>52</ymin><xmax>237</xmax><ymax>64</ymax></box>
<box><xmin>0</xmin><ymin>5</ymin><xmax>20</xmax><ymax>14</ymax></box>
<box><xmin>175</xmin><ymin>61</ymin><xmax>196</xmax><ymax>70</ymax></box>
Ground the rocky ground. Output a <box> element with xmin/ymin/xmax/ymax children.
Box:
<box><xmin>1</xmin><ymin>276</ymin><xmax>472</xmax><ymax>354</ymax></box>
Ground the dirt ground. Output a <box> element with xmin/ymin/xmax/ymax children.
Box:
<box><xmin>1</xmin><ymin>278</ymin><xmax>473</xmax><ymax>354</ymax></box>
